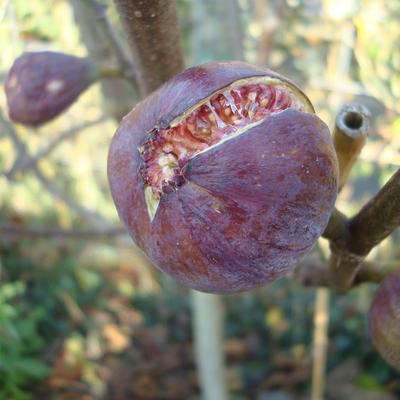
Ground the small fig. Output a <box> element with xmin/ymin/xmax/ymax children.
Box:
<box><xmin>368</xmin><ymin>269</ymin><xmax>400</xmax><ymax>371</ymax></box>
<box><xmin>5</xmin><ymin>51</ymin><xmax>98</xmax><ymax>126</ymax></box>
<box><xmin>108</xmin><ymin>61</ymin><xmax>338</xmax><ymax>293</ymax></box>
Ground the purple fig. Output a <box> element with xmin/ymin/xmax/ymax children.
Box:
<box><xmin>368</xmin><ymin>269</ymin><xmax>400</xmax><ymax>371</ymax></box>
<box><xmin>108</xmin><ymin>61</ymin><xmax>339</xmax><ymax>293</ymax></box>
<box><xmin>5</xmin><ymin>51</ymin><xmax>99</xmax><ymax>126</ymax></box>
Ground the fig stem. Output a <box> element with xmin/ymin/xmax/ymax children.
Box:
<box><xmin>333</xmin><ymin>103</ymin><xmax>370</xmax><ymax>191</ymax></box>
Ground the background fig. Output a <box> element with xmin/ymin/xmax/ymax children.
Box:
<box><xmin>5</xmin><ymin>51</ymin><xmax>98</xmax><ymax>126</ymax></box>
<box><xmin>108</xmin><ymin>61</ymin><xmax>339</xmax><ymax>293</ymax></box>
<box><xmin>368</xmin><ymin>269</ymin><xmax>400</xmax><ymax>371</ymax></box>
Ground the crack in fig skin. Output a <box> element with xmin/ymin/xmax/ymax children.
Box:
<box><xmin>108</xmin><ymin>61</ymin><xmax>338</xmax><ymax>293</ymax></box>
<box><xmin>138</xmin><ymin>79</ymin><xmax>309</xmax><ymax>203</ymax></box>
<box><xmin>368</xmin><ymin>270</ymin><xmax>400</xmax><ymax>371</ymax></box>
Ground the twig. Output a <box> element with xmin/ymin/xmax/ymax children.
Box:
<box><xmin>0</xmin><ymin>224</ymin><xmax>126</xmax><ymax>239</ymax></box>
<box><xmin>81</xmin><ymin>0</ymin><xmax>137</xmax><ymax>85</ymax></box>
<box><xmin>70</xmin><ymin>0</ymin><xmax>136</xmax><ymax>121</ymax></box>
<box><xmin>113</xmin><ymin>0</ymin><xmax>185</xmax><ymax>96</ymax></box>
<box><xmin>294</xmin><ymin>255</ymin><xmax>391</xmax><ymax>287</ymax></box>
<box><xmin>31</xmin><ymin>165</ymin><xmax>110</xmax><ymax>229</ymax></box>
<box><xmin>5</xmin><ymin>116</ymin><xmax>107</xmax><ymax>179</ymax></box>
<box><xmin>1</xmin><ymin>110</ymin><xmax>111</xmax><ymax>229</ymax></box>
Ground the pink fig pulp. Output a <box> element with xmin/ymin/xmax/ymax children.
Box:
<box><xmin>108</xmin><ymin>61</ymin><xmax>339</xmax><ymax>293</ymax></box>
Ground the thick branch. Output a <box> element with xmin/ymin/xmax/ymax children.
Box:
<box><xmin>113</xmin><ymin>0</ymin><xmax>185</xmax><ymax>96</ymax></box>
<box><xmin>348</xmin><ymin>168</ymin><xmax>400</xmax><ymax>254</ymax></box>
<box><xmin>328</xmin><ymin>167</ymin><xmax>400</xmax><ymax>291</ymax></box>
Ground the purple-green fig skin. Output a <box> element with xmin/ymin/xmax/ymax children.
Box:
<box><xmin>5</xmin><ymin>51</ymin><xmax>97</xmax><ymax>126</ymax></box>
<box><xmin>108</xmin><ymin>61</ymin><xmax>339</xmax><ymax>293</ymax></box>
<box><xmin>368</xmin><ymin>269</ymin><xmax>400</xmax><ymax>371</ymax></box>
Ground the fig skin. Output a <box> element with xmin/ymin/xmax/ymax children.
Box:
<box><xmin>5</xmin><ymin>51</ymin><xmax>98</xmax><ymax>126</ymax></box>
<box><xmin>368</xmin><ymin>269</ymin><xmax>400</xmax><ymax>371</ymax></box>
<box><xmin>108</xmin><ymin>61</ymin><xmax>339</xmax><ymax>293</ymax></box>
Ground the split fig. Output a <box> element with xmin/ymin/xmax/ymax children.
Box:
<box><xmin>368</xmin><ymin>269</ymin><xmax>400</xmax><ymax>371</ymax></box>
<box><xmin>108</xmin><ymin>61</ymin><xmax>339</xmax><ymax>293</ymax></box>
<box><xmin>5</xmin><ymin>51</ymin><xmax>98</xmax><ymax>126</ymax></box>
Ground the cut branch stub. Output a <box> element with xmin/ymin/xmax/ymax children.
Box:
<box><xmin>333</xmin><ymin>103</ymin><xmax>370</xmax><ymax>191</ymax></box>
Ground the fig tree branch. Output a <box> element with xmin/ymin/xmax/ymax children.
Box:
<box><xmin>294</xmin><ymin>256</ymin><xmax>393</xmax><ymax>287</ymax></box>
<box><xmin>5</xmin><ymin>116</ymin><xmax>107</xmax><ymax>179</ymax></box>
<box><xmin>31</xmin><ymin>165</ymin><xmax>111</xmax><ymax>229</ymax></box>
<box><xmin>113</xmin><ymin>0</ymin><xmax>185</xmax><ymax>96</ymax></box>
<box><xmin>71</xmin><ymin>0</ymin><xmax>136</xmax><ymax>120</ymax></box>
<box><xmin>1</xmin><ymin>110</ymin><xmax>111</xmax><ymax>229</ymax></box>
<box><xmin>347</xmin><ymin>167</ymin><xmax>400</xmax><ymax>254</ymax></box>
<box><xmin>328</xmin><ymin>167</ymin><xmax>400</xmax><ymax>291</ymax></box>
<box><xmin>0</xmin><ymin>225</ymin><xmax>126</xmax><ymax>239</ymax></box>
<box><xmin>80</xmin><ymin>0</ymin><xmax>137</xmax><ymax>85</ymax></box>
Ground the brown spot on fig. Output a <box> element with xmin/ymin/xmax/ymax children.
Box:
<box><xmin>108</xmin><ymin>61</ymin><xmax>338</xmax><ymax>293</ymax></box>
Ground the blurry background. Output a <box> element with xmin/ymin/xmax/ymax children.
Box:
<box><xmin>0</xmin><ymin>0</ymin><xmax>399</xmax><ymax>399</ymax></box>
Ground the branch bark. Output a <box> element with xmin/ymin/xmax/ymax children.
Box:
<box><xmin>294</xmin><ymin>254</ymin><xmax>391</xmax><ymax>287</ymax></box>
<box><xmin>328</xmin><ymin>167</ymin><xmax>400</xmax><ymax>291</ymax></box>
<box><xmin>113</xmin><ymin>0</ymin><xmax>185</xmax><ymax>96</ymax></box>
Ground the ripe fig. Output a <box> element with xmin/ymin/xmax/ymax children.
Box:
<box><xmin>368</xmin><ymin>269</ymin><xmax>400</xmax><ymax>371</ymax></box>
<box><xmin>5</xmin><ymin>51</ymin><xmax>98</xmax><ymax>126</ymax></box>
<box><xmin>108</xmin><ymin>61</ymin><xmax>338</xmax><ymax>293</ymax></box>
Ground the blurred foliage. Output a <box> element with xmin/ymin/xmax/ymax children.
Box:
<box><xmin>0</xmin><ymin>0</ymin><xmax>400</xmax><ymax>399</ymax></box>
